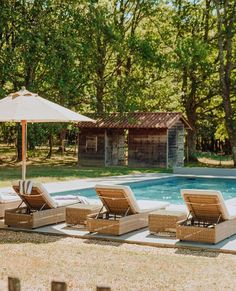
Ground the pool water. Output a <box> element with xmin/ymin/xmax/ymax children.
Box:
<box><xmin>52</xmin><ymin>177</ymin><xmax>236</xmax><ymax>204</ymax></box>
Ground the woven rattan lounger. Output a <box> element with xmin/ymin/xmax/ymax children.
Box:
<box><xmin>0</xmin><ymin>193</ymin><xmax>21</xmax><ymax>218</ymax></box>
<box><xmin>4</xmin><ymin>181</ymin><xmax>82</xmax><ymax>229</ymax></box>
<box><xmin>176</xmin><ymin>189</ymin><xmax>236</xmax><ymax>244</ymax></box>
<box><xmin>87</xmin><ymin>184</ymin><xmax>169</xmax><ymax>235</ymax></box>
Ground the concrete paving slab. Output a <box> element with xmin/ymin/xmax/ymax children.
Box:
<box><xmin>1</xmin><ymin>220</ymin><xmax>236</xmax><ymax>255</ymax></box>
<box><xmin>2</xmin><ymin>173</ymin><xmax>236</xmax><ymax>254</ymax></box>
<box><xmin>174</xmin><ymin>167</ymin><xmax>236</xmax><ymax>177</ymax></box>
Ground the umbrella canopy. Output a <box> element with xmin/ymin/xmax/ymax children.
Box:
<box><xmin>0</xmin><ymin>87</ymin><xmax>95</xmax><ymax>180</ymax></box>
<box><xmin>0</xmin><ymin>87</ymin><xmax>93</xmax><ymax>123</ymax></box>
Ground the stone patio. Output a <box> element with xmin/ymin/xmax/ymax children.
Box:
<box><xmin>1</xmin><ymin>220</ymin><xmax>236</xmax><ymax>254</ymax></box>
<box><xmin>1</xmin><ymin>172</ymin><xmax>236</xmax><ymax>255</ymax></box>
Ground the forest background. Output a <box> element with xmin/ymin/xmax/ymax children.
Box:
<box><xmin>0</xmin><ymin>0</ymin><xmax>235</xmax><ymax>165</ymax></box>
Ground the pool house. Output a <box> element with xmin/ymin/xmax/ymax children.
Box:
<box><xmin>77</xmin><ymin>112</ymin><xmax>191</xmax><ymax>168</ymax></box>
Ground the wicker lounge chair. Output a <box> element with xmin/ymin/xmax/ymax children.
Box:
<box><xmin>87</xmin><ymin>184</ymin><xmax>169</xmax><ymax>235</ymax></box>
<box><xmin>0</xmin><ymin>192</ymin><xmax>21</xmax><ymax>218</ymax></box>
<box><xmin>176</xmin><ymin>189</ymin><xmax>236</xmax><ymax>244</ymax></box>
<box><xmin>4</xmin><ymin>181</ymin><xmax>82</xmax><ymax>229</ymax></box>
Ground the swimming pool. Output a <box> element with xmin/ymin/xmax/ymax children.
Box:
<box><xmin>52</xmin><ymin>176</ymin><xmax>236</xmax><ymax>204</ymax></box>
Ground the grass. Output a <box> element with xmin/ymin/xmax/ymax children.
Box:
<box><xmin>186</xmin><ymin>152</ymin><xmax>234</xmax><ymax>168</ymax></box>
<box><xmin>0</xmin><ymin>144</ymin><xmax>171</xmax><ymax>187</ymax></box>
<box><xmin>0</xmin><ymin>165</ymin><xmax>171</xmax><ymax>187</ymax></box>
<box><xmin>196</xmin><ymin>152</ymin><xmax>233</xmax><ymax>161</ymax></box>
<box><xmin>0</xmin><ymin>144</ymin><xmax>234</xmax><ymax>187</ymax></box>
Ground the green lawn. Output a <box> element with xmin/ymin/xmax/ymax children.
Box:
<box><xmin>0</xmin><ymin>145</ymin><xmax>172</xmax><ymax>187</ymax></box>
<box><xmin>0</xmin><ymin>165</ymin><xmax>172</xmax><ymax>188</ymax></box>
<box><xmin>1</xmin><ymin>144</ymin><xmax>233</xmax><ymax>188</ymax></box>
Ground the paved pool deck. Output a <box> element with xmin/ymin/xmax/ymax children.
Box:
<box><xmin>1</xmin><ymin>220</ymin><xmax>236</xmax><ymax>255</ymax></box>
<box><xmin>1</xmin><ymin>172</ymin><xmax>236</xmax><ymax>254</ymax></box>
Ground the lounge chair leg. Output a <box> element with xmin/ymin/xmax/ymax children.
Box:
<box><xmin>95</xmin><ymin>206</ymin><xmax>104</xmax><ymax>219</ymax></box>
<box><xmin>216</xmin><ymin>214</ymin><xmax>222</xmax><ymax>224</ymax></box>
<box><xmin>39</xmin><ymin>203</ymin><xmax>47</xmax><ymax>211</ymax></box>
<box><xmin>51</xmin><ymin>281</ymin><xmax>67</xmax><ymax>291</ymax></box>
<box><xmin>16</xmin><ymin>201</ymin><xmax>23</xmax><ymax>210</ymax></box>
<box><xmin>124</xmin><ymin>207</ymin><xmax>130</xmax><ymax>217</ymax></box>
<box><xmin>8</xmin><ymin>277</ymin><xmax>20</xmax><ymax>291</ymax></box>
<box><xmin>96</xmin><ymin>286</ymin><xmax>111</xmax><ymax>291</ymax></box>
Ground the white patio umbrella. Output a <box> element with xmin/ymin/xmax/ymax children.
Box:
<box><xmin>0</xmin><ymin>87</ymin><xmax>94</xmax><ymax>180</ymax></box>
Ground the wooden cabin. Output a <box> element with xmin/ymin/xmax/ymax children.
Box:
<box><xmin>78</xmin><ymin>112</ymin><xmax>191</xmax><ymax>168</ymax></box>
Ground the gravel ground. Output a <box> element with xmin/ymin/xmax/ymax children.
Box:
<box><xmin>0</xmin><ymin>231</ymin><xmax>236</xmax><ymax>291</ymax></box>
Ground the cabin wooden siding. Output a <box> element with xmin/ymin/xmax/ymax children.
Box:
<box><xmin>105</xmin><ymin>129</ymin><xmax>126</xmax><ymax>166</ymax></box>
<box><xmin>167</xmin><ymin>121</ymin><xmax>185</xmax><ymax>167</ymax></box>
<box><xmin>78</xmin><ymin>117</ymin><xmax>187</xmax><ymax>168</ymax></box>
<box><xmin>79</xmin><ymin>128</ymin><xmax>105</xmax><ymax>166</ymax></box>
<box><xmin>78</xmin><ymin>128</ymin><xmax>126</xmax><ymax>166</ymax></box>
<box><xmin>128</xmin><ymin>129</ymin><xmax>167</xmax><ymax>167</ymax></box>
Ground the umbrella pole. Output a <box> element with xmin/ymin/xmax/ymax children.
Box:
<box><xmin>21</xmin><ymin>120</ymin><xmax>27</xmax><ymax>181</ymax></box>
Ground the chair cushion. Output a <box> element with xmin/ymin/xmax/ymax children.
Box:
<box><xmin>226</xmin><ymin>198</ymin><xmax>236</xmax><ymax>207</ymax></box>
<box><xmin>0</xmin><ymin>192</ymin><xmax>20</xmax><ymax>203</ymax></box>
<box><xmin>87</xmin><ymin>198</ymin><xmax>102</xmax><ymax>205</ymax></box>
<box><xmin>123</xmin><ymin>186</ymin><xmax>141</xmax><ymax>213</ymax></box>
<box><xmin>137</xmin><ymin>200</ymin><xmax>169</xmax><ymax>212</ymax></box>
<box><xmin>226</xmin><ymin>205</ymin><xmax>236</xmax><ymax>219</ymax></box>
<box><xmin>165</xmin><ymin>204</ymin><xmax>188</xmax><ymax>214</ymax></box>
<box><xmin>55</xmin><ymin>199</ymin><xmax>82</xmax><ymax>207</ymax></box>
<box><xmin>14</xmin><ymin>181</ymin><xmax>89</xmax><ymax>209</ymax></box>
<box><xmin>33</xmin><ymin>183</ymin><xmax>58</xmax><ymax>208</ymax></box>
<box><xmin>53</xmin><ymin>195</ymin><xmax>89</xmax><ymax>207</ymax></box>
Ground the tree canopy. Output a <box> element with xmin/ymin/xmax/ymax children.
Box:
<box><xmin>0</xmin><ymin>0</ymin><xmax>235</xmax><ymax>164</ymax></box>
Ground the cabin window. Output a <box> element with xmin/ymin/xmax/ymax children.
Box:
<box><xmin>86</xmin><ymin>136</ymin><xmax>97</xmax><ymax>152</ymax></box>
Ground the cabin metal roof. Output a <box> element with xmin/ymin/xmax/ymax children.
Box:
<box><xmin>78</xmin><ymin>112</ymin><xmax>191</xmax><ymax>129</ymax></box>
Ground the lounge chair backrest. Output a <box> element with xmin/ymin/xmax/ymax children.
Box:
<box><xmin>181</xmin><ymin>189</ymin><xmax>230</xmax><ymax>222</ymax></box>
<box><xmin>12</xmin><ymin>181</ymin><xmax>57</xmax><ymax>210</ymax></box>
<box><xmin>95</xmin><ymin>184</ymin><xmax>140</xmax><ymax>215</ymax></box>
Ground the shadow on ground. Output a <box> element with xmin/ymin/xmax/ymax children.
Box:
<box><xmin>0</xmin><ymin>229</ymin><xmax>62</xmax><ymax>244</ymax></box>
<box><xmin>175</xmin><ymin>248</ymin><xmax>220</xmax><ymax>257</ymax></box>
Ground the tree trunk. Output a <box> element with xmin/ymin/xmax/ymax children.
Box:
<box><xmin>96</xmin><ymin>82</ymin><xmax>104</xmax><ymax>114</ymax></box>
<box><xmin>16</xmin><ymin>124</ymin><xmax>22</xmax><ymax>162</ymax></box>
<box><xmin>46</xmin><ymin>133</ymin><xmax>53</xmax><ymax>159</ymax></box>
<box><xmin>16</xmin><ymin>142</ymin><xmax>22</xmax><ymax>162</ymax></box>
<box><xmin>95</xmin><ymin>36</ymin><xmax>106</xmax><ymax>114</ymax></box>
<box><xmin>182</xmin><ymin>67</ymin><xmax>198</xmax><ymax>162</ymax></box>
<box><xmin>222</xmin><ymin>89</ymin><xmax>236</xmax><ymax>164</ymax></box>
<box><xmin>186</xmin><ymin>114</ymin><xmax>198</xmax><ymax>162</ymax></box>
<box><xmin>57</xmin><ymin>129</ymin><xmax>66</xmax><ymax>155</ymax></box>
<box><xmin>187</xmin><ymin>130</ymin><xmax>197</xmax><ymax>161</ymax></box>
<box><xmin>214</xmin><ymin>0</ymin><xmax>236</xmax><ymax>165</ymax></box>
<box><xmin>74</xmin><ymin>132</ymin><xmax>78</xmax><ymax>156</ymax></box>
<box><xmin>187</xmin><ymin>116</ymin><xmax>198</xmax><ymax>161</ymax></box>
<box><xmin>25</xmin><ymin>65</ymin><xmax>34</xmax><ymax>89</ymax></box>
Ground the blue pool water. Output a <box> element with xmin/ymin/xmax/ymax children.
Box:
<box><xmin>52</xmin><ymin>177</ymin><xmax>236</xmax><ymax>204</ymax></box>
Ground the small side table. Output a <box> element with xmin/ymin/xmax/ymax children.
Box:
<box><xmin>149</xmin><ymin>210</ymin><xmax>187</xmax><ymax>234</ymax></box>
<box><xmin>66</xmin><ymin>204</ymin><xmax>101</xmax><ymax>225</ymax></box>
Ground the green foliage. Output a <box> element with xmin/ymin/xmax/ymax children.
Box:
<box><xmin>0</xmin><ymin>0</ymin><xmax>235</xmax><ymax>158</ymax></box>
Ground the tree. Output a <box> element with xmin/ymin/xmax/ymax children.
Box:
<box><xmin>214</xmin><ymin>0</ymin><xmax>236</xmax><ymax>165</ymax></box>
<box><xmin>170</xmin><ymin>0</ymin><xmax>217</xmax><ymax>160</ymax></box>
<box><xmin>0</xmin><ymin>0</ymin><xmax>234</xmax><ymax>165</ymax></box>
